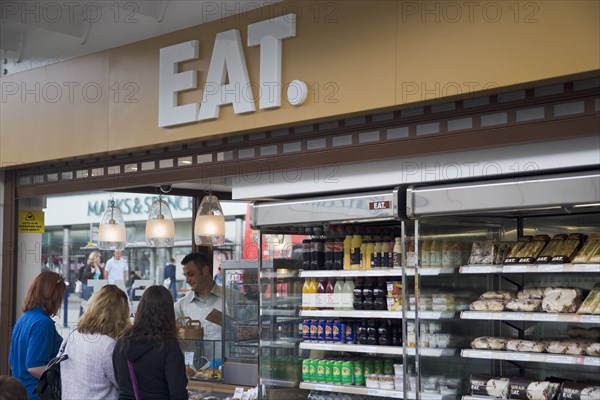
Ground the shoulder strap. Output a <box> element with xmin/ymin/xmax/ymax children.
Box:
<box><xmin>58</xmin><ymin>330</ymin><xmax>74</xmax><ymax>356</ymax></box>
<box><xmin>127</xmin><ymin>360</ymin><xmax>141</xmax><ymax>400</ymax></box>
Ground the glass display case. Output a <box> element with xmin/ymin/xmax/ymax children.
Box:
<box><xmin>221</xmin><ymin>260</ymin><xmax>260</xmax><ymax>387</ymax></box>
<box><xmin>251</xmin><ymin>170</ymin><xmax>600</xmax><ymax>400</ymax></box>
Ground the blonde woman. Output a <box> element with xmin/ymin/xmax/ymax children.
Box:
<box><xmin>81</xmin><ymin>251</ymin><xmax>101</xmax><ymax>301</ymax></box>
<box><xmin>61</xmin><ymin>285</ymin><xmax>130</xmax><ymax>400</ymax></box>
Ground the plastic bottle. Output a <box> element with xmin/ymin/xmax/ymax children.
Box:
<box><xmin>325</xmin><ymin>278</ymin><xmax>336</xmax><ymax>310</ymax></box>
<box><xmin>381</xmin><ymin>236</ymin><xmax>391</xmax><ymax>268</ymax></box>
<box><xmin>316</xmin><ymin>278</ymin><xmax>327</xmax><ymax>310</ymax></box>
<box><xmin>324</xmin><ymin>227</ymin><xmax>335</xmax><ymax>270</ymax></box>
<box><xmin>333</xmin><ymin>226</ymin><xmax>344</xmax><ymax>270</ymax></box>
<box><xmin>393</xmin><ymin>237</ymin><xmax>402</xmax><ymax>268</ymax></box>
<box><xmin>302</xmin><ymin>279</ymin><xmax>316</xmax><ymax>310</ymax></box>
<box><xmin>352</xmin><ymin>278</ymin><xmax>364</xmax><ymax>310</ymax></box>
<box><xmin>343</xmin><ymin>228</ymin><xmax>353</xmax><ymax>270</ymax></box>
<box><xmin>341</xmin><ymin>279</ymin><xmax>355</xmax><ymax>310</ymax></box>
<box><xmin>365</xmin><ymin>237</ymin><xmax>375</xmax><ymax>269</ymax></box>
<box><xmin>302</xmin><ymin>228</ymin><xmax>312</xmax><ymax>270</ymax></box>
<box><xmin>333</xmin><ymin>278</ymin><xmax>345</xmax><ymax>310</ymax></box>
<box><xmin>311</xmin><ymin>227</ymin><xmax>325</xmax><ymax>270</ymax></box>
<box><xmin>350</xmin><ymin>233</ymin><xmax>362</xmax><ymax>270</ymax></box>
<box><xmin>430</xmin><ymin>240</ymin><xmax>441</xmax><ymax>268</ymax></box>
<box><xmin>308</xmin><ymin>279</ymin><xmax>318</xmax><ymax>310</ymax></box>
<box><xmin>421</xmin><ymin>240</ymin><xmax>432</xmax><ymax>268</ymax></box>
<box><xmin>372</xmin><ymin>236</ymin><xmax>382</xmax><ymax>268</ymax></box>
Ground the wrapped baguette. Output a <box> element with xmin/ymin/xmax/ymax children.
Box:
<box><xmin>506</xmin><ymin>339</ymin><xmax>546</xmax><ymax>353</ymax></box>
<box><xmin>470</xmin><ymin>299</ymin><xmax>506</xmax><ymax>311</ymax></box>
<box><xmin>585</xmin><ymin>342</ymin><xmax>600</xmax><ymax>356</ymax></box>
<box><xmin>506</xmin><ymin>299</ymin><xmax>542</xmax><ymax>312</ymax></box>
<box><xmin>546</xmin><ymin>339</ymin><xmax>591</xmax><ymax>355</ymax></box>
<box><xmin>471</xmin><ymin>336</ymin><xmax>508</xmax><ymax>350</ymax></box>
<box><xmin>481</xmin><ymin>290</ymin><xmax>516</xmax><ymax>301</ymax></box>
<box><xmin>517</xmin><ymin>287</ymin><xmax>545</xmax><ymax>300</ymax></box>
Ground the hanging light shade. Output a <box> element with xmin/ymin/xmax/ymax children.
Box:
<box><xmin>146</xmin><ymin>195</ymin><xmax>175</xmax><ymax>247</ymax></box>
<box><xmin>97</xmin><ymin>200</ymin><xmax>126</xmax><ymax>250</ymax></box>
<box><xmin>194</xmin><ymin>195</ymin><xmax>225</xmax><ymax>245</ymax></box>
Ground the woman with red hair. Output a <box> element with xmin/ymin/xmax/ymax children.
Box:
<box><xmin>8</xmin><ymin>270</ymin><xmax>66</xmax><ymax>400</ymax></box>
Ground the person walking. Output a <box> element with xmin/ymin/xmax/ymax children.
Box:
<box><xmin>60</xmin><ymin>285</ymin><xmax>131</xmax><ymax>400</ymax></box>
<box><xmin>163</xmin><ymin>258</ymin><xmax>177</xmax><ymax>301</ymax></box>
<box><xmin>105</xmin><ymin>250</ymin><xmax>128</xmax><ymax>284</ymax></box>
<box><xmin>113</xmin><ymin>286</ymin><xmax>188</xmax><ymax>400</ymax></box>
<box><xmin>8</xmin><ymin>270</ymin><xmax>66</xmax><ymax>400</ymax></box>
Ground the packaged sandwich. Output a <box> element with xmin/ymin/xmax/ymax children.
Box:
<box><xmin>471</xmin><ymin>374</ymin><xmax>510</xmax><ymax>399</ymax></box>
<box><xmin>518</xmin><ymin>235</ymin><xmax>550</xmax><ymax>264</ymax></box>
<box><xmin>572</xmin><ymin>233</ymin><xmax>600</xmax><ymax>264</ymax></box>
<box><xmin>576</xmin><ymin>284</ymin><xmax>600</xmax><ymax>314</ymax></box>
<box><xmin>550</xmin><ymin>233</ymin><xmax>586</xmax><ymax>263</ymax></box>
<box><xmin>535</xmin><ymin>234</ymin><xmax>567</xmax><ymax>264</ymax></box>
<box><xmin>542</xmin><ymin>288</ymin><xmax>583</xmax><ymax>313</ymax></box>
<box><xmin>504</xmin><ymin>236</ymin><xmax>533</xmax><ymax>264</ymax></box>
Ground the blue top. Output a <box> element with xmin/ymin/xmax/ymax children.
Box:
<box><xmin>9</xmin><ymin>306</ymin><xmax>63</xmax><ymax>400</ymax></box>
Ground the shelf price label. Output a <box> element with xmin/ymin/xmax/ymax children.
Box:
<box><xmin>583</xmin><ymin>357</ymin><xmax>600</xmax><ymax>367</ymax></box>
<box><xmin>511</xmin><ymin>353</ymin><xmax>531</xmax><ymax>361</ymax></box>
<box><xmin>546</xmin><ymin>355</ymin><xmax>573</xmax><ymax>364</ymax></box>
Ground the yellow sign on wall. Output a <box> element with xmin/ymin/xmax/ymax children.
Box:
<box><xmin>18</xmin><ymin>211</ymin><xmax>45</xmax><ymax>233</ymax></box>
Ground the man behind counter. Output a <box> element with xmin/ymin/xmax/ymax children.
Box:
<box><xmin>175</xmin><ymin>252</ymin><xmax>224</xmax><ymax>341</ymax></box>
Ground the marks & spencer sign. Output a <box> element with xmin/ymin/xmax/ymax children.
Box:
<box><xmin>159</xmin><ymin>13</ymin><xmax>306</xmax><ymax>128</ymax></box>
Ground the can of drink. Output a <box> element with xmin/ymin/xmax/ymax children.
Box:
<box><xmin>325</xmin><ymin>360</ymin><xmax>334</xmax><ymax>383</ymax></box>
<box><xmin>341</xmin><ymin>361</ymin><xmax>354</xmax><ymax>385</ymax></box>
<box><xmin>363</xmin><ymin>359</ymin><xmax>374</xmax><ymax>375</ymax></box>
<box><xmin>383</xmin><ymin>359</ymin><xmax>394</xmax><ymax>375</ymax></box>
<box><xmin>353</xmin><ymin>360</ymin><xmax>365</xmax><ymax>386</ymax></box>
<box><xmin>302</xmin><ymin>320</ymin><xmax>310</xmax><ymax>341</ymax></box>
<box><xmin>317</xmin><ymin>359</ymin><xmax>327</xmax><ymax>382</ymax></box>
<box><xmin>324</xmin><ymin>320</ymin><xmax>333</xmax><ymax>342</ymax></box>
<box><xmin>332</xmin><ymin>320</ymin><xmax>345</xmax><ymax>342</ymax></box>
<box><xmin>309</xmin><ymin>359</ymin><xmax>318</xmax><ymax>382</ymax></box>
<box><xmin>301</xmin><ymin>359</ymin><xmax>310</xmax><ymax>381</ymax></box>
<box><xmin>344</xmin><ymin>320</ymin><xmax>355</xmax><ymax>344</ymax></box>
<box><xmin>332</xmin><ymin>360</ymin><xmax>343</xmax><ymax>384</ymax></box>
<box><xmin>373</xmin><ymin>359</ymin><xmax>384</xmax><ymax>375</ymax></box>
<box><xmin>309</xmin><ymin>320</ymin><xmax>318</xmax><ymax>341</ymax></box>
<box><xmin>317</xmin><ymin>320</ymin><xmax>325</xmax><ymax>342</ymax></box>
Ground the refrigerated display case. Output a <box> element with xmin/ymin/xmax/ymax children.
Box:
<box><xmin>250</xmin><ymin>169</ymin><xmax>600</xmax><ymax>400</ymax></box>
<box><xmin>221</xmin><ymin>260</ymin><xmax>260</xmax><ymax>387</ymax></box>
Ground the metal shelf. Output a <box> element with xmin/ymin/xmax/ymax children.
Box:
<box><xmin>461</xmin><ymin>311</ymin><xmax>599</xmax><ymax>324</ymax></box>
<box><xmin>299</xmin><ymin>383</ymin><xmax>451</xmax><ymax>399</ymax></box>
<box><xmin>260</xmin><ymin>378</ymin><xmax>298</xmax><ymax>388</ymax></box>
<box><xmin>299</xmin><ymin>342</ymin><xmax>456</xmax><ymax>357</ymax></box>
<box><xmin>459</xmin><ymin>263</ymin><xmax>600</xmax><ymax>274</ymax></box>
<box><xmin>300</xmin><ymin>267</ymin><xmax>456</xmax><ymax>278</ymax></box>
<box><xmin>300</xmin><ymin>310</ymin><xmax>456</xmax><ymax>320</ymax></box>
<box><xmin>461</xmin><ymin>349</ymin><xmax>600</xmax><ymax>366</ymax></box>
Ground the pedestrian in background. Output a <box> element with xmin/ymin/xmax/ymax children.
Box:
<box><xmin>61</xmin><ymin>285</ymin><xmax>130</xmax><ymax>400</ymax></box>
<box><xmin>8</xmin><ymin>270</ymin><xmax>66</xmax><ymax>400</ymax></box>
<box><xmin>105</xmin><ymin>250</ymin><xmax>128</xmax><ymax>284</ymax></box>
<box><xmin>82</xmin><ymin>251</ymin><xmax>102</xmax><ymax>300</ymax></box>
<box><xmin>113</xmin><ymin>286</ymin><xmax>188</xmax><ymax>400</ymax></box>
<box><xmin>163</xmin><ymin>258</ymin><xmax>177</xmax><ymax>301</ymax></box>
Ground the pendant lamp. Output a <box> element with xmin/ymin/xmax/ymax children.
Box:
<box><xmin>146</xmin><ymin>195</ymin><xmax>175</xmax><ymax>247</ymax></box>
<box><xmin>97</xmin><ymin>200</ymin><xmax>126</xmax><ymax>250</ymax></box>
<box><xmin>194</xmin><ymin>194</ymin><xmax>225</xmax><ymax>246</ymax></box>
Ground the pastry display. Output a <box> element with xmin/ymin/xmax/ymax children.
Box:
<box><xmin>480</xmin><ymin>290</ymin><xmax>516</xmax><ymax>301</ymax></box>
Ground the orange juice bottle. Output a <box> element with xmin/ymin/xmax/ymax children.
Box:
<box><xmin>343</xmin><ymin>229</ymin><xmax>353</xmax><ymax>270</ymax></box>
<box><xmin>350</xmin><ymin>233</ymin><xmax>363</xmax><ymax>269</ymax></box>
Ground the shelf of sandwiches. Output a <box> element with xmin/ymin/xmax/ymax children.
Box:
<box><xmin>459</xmin><ymin>233</ymin><xmax>600</xmax><ymax>274</ymax></box>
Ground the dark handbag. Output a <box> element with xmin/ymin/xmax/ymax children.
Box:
<box><xmin>36</xmin><ymin>340</ymin><xmax>69</xmax><ymax>400</ymax></box>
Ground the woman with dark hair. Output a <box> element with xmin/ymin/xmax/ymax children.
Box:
<box><xmin>0</xmin><ymin>375</ymin><xmax>28</xmax><ymax>400</ymax></box>
<box><xmin>61</xmin><ymin>285</ymin><xmax>131</xmax><ymax>400</ymax></box>
<box><xmin>113</xmin><ymin>285</ymin><xmax>188</xmax><ymax>400</ymax></box>
<box><xmin>8</xmin><ymin>270</ymin><xmax>66</xmax><ymax>400</ymax></box>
